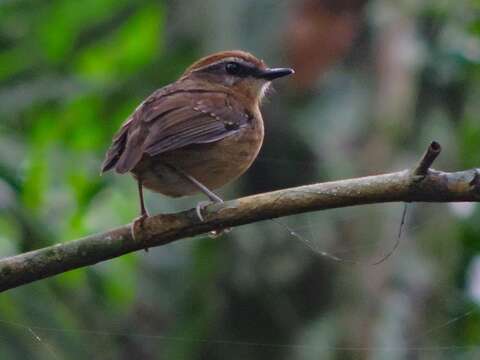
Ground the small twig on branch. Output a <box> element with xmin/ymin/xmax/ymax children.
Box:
<box><xmin>414</xmin><ymin>141</ymin><xmax>442</xmax><ymax>177</ymax></box>
<box><xmin>0</xmin><ymin>142</ymin><xmax>479</xmax><ymax>292</ymax></box>
<box><xmin>391</xmin><ymin>142</ymin><xmax>443</xmax><ymax>258</ymax></box>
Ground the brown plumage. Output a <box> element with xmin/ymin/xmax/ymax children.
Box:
<box><xmin>102</xmin><ymin>50</ymin><xmax>293</xmax><ymax>226</ymax></box>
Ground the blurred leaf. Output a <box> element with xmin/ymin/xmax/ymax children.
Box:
<box><xmin>459</xmin><ymin>116</ymin><xmax>480</xmax><ymax>168</ymax></box>
<box><xmin>37</xmin><ymin>0</ymin><xmax>131</xmax><ymax>63</ymax></box>
<box><xmin>56</xmin><ymin>267</ymin><xmax>88</xmax><ymax>291</ymax></box>
<box><xmin>0</xmin><ymin>47</ymin><xmax>33</xmax><ymax>81</ymax></box>
<box><xmin>101</xmin><ymin>255</ymin><xmax>137</xmax><ymax>311</ymax></box>
<box><xmin>60</xmin><ymin>95</ymin><xmax>104</xmax><ymax>150</ymax></box>
<box><xmin>20</xmin><ymin>148</ymin><xmax>47</xmax><ymax>211</ymax></box>
<box><xmin>75</xmin><ymin>4</ymin><xmax>164</xmax><ymax>83</ymax></box>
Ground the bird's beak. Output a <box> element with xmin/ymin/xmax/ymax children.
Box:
<box><xmin>257</xmin><ymin>67</ymin><xmax>294</xmax><ymax>81</ymax></box>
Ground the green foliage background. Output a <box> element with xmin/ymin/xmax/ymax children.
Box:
<box><xmin>1</xmin><ymin>0</ymin><xmax>480</xmax><ymax>359</ymax></box>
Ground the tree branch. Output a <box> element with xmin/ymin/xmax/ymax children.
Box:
<box><xmin>1</xmin><ymin>142</ymin><xmax>479</xmax><ymax>292</ymax></box>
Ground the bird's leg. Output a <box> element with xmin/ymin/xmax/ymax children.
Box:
<box><xmin>169</xmin><ymin>165</ymin><xmax>231</xmax><ymax>237</ymax></box>
<box><xmin>137</xmin><ymin>178</ymin><xmax>149</xmax><ymax>218</ymax></box>
<box><xmin>177</xmin><ymin>170</ymin><xmax>223</xmax><ymax>221</ymax></box>
<box><xmin>131</xmin><ymin>179</ymin><xmax>150</xmax><ymax>251</ymax></box>
<box><xmin>164</xmin><ymin>164</ymin><xmax>223</xmax><ymax>218</ymax></box>
<box><xmin>178</xmin><ymin>171</ymin><xmax>223</xmax><ymax>220</ymax></box>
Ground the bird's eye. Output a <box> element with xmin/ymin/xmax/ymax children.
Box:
<box><xmin>225</xmin><ymin>62</ymin><xmax>241</xmax><ymax>75</ymax></box>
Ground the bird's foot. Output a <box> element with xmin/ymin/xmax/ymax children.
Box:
<box><xmin>131</xmin><ymin>212</ymin><xmax>150</xmax><ymax>252</ymax></box>
<box><xmin>195</xmin><ymin>200</ymin><xmax>232</xmax><ymax>238</ymax></box>
<box><xmin>195</xmin><ymin>200</ymin><xmax>215</xmax><ymax>222</ymax></box>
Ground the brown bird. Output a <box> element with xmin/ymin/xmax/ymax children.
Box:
<box><xmin>101</xmin><ymin>50</ymin><xmax>293</xmax><ymax>232</ymax></box>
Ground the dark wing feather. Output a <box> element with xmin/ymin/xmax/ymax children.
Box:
<box><xmin>101</xmin><ymin>88</ymin><xmax>250</xmax><ymax>174</ymax></box>
<box><xmin>114</xmin><ymin>123</ymin><xmax>148</xmax><ymax>174</ymax></box>
<box><xmin>101</xmin><ymin>117</ymin><xmax>133</xmax><ymax>173</ymax></box>
<box><xmin>143</xmin><ymin>92</ymin><xmax>249</xmax><ymax>156</ymax></box>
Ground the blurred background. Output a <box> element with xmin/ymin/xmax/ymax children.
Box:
<box><xmin>1</xmin><ymin>0</ymin><xmax>480</xmax><ymax>359</ymax></box>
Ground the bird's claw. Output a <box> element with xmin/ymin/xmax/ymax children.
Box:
<box><xmin>195</xmin><ymin>200</ymin><xmax>220</xmax><ymax>222</ymax></box>
<box><xmin>195</xmin><ymin>200</ymin><xmax>231</xmax><ymax>238</ymax></box>
<box><xmin>131</xmin><ymin>212</ymin><xmax>150</xmax><ymax>252</ymax></box>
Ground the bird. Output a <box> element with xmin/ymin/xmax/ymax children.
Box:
<box><xmin>101</xmin><ymin>50</ymin><xmax>294</xmax><ymax>235</ymax></box>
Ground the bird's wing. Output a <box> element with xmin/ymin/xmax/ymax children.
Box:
<box><xmin>101</xmin><ymin>90</ymin><xmax>251</xmax><ymax>174</ymax></box>
<box><xmin>143</xmin><ymin>91</ymin><xmax>251</xmax><ymax>155</ymax></box>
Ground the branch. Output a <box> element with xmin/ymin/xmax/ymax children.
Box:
<box><xmin>1</xmin><ymin>142</ymin><xmax>479</xmax><ymax>292</ymax></box>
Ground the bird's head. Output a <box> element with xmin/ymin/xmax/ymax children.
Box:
<box><xmin>181</xmin><ymin>50</ymin><xmax>294</xmax><ymax>103</ymax></box>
